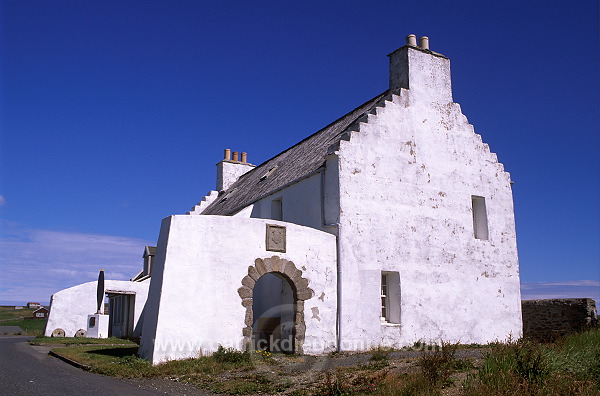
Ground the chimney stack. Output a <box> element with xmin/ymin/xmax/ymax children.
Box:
<box><xmin>388</xmin><ymin>34</ymin><xmax>452</xmax><ymax>103</ymax></box>
<box><xmin>216</xmin><ymin>148</ymin><xmax>255</xmax><ymax>191</ymax></box>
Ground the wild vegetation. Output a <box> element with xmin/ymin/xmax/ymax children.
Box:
<box><xmin>31</xmin><ymin>335</ymin><xmax>136</xmax><ymax>345</ymax></box>
<box><xmin>45</xmin><ymin>328</ymin><xmax>599</xmax><ymax>395</ymax></box>
<box><xmin>461</xmin><ymin>330</ymin><xmax>600</xmax><ymax>396</ymax></box>
<box><xmin>0</xmin><ymin>306</ymin><xmax>48</xmax><ymax>336</ymax></box>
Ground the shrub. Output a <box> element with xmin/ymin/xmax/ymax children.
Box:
<box><xmin>513</xmin><ymin>340</ymin><xmax>549</xmax><ymax>383</ymax></box>
<box><xmin>417</xmin><ymin>341</ymin><xmax>458</xmax><ymax>386</ymax></box>
<box><xmin>370</xmin><ymin>346</ymin><xmax>389</xmax><ymax>361</ymax></box>
<box><xmin>318</xmin><ymin>371</ymin><xmax>378</xmax><ymax>395</ymax></box>
<box><xmin>463</xmin><ymin>329</ymin><xmax>600</xmax><ymax>395</ymax></box>
<box><xmin>212</xmin><ymin>345</ymin><xmax>250</xmax><ymax>364</ymax></box>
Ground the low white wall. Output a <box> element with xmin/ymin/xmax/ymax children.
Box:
<box><xmin>139</xmin><ymin>215</ymin><xmax>337</xmax><ymax>365</ymax></box>
<box><xmin>45</xmin><ymin>279</ymin><xmax>150</xmax><ymax>338</ymax></box>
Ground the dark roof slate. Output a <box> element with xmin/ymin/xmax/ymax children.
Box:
<box><xmin>202</xmin><ymin>91</ymin><xmax>389</xmax><ymax>216</ymax></box>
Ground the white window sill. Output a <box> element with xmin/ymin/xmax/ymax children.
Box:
<box><xmin>380</xmin><ymin>321</ymin><xmax>401</xmax><ymax>327</ymax></box>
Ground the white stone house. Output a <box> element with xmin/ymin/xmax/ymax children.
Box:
<box><xmin>138</xmin><ymin>35</ymin><xmax>522</xmax><ymax>365</ymax></box>
<box><xmin>45</xmin><ymin>262</ymin><xmax>151</xmax><ymax>339</ymax></box>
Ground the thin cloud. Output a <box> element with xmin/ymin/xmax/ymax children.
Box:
<box><xmin>0</xmin><ymin>222</ymin><xmax>152</xmax><ymax>304</ymax></box>
<box><xmin>521</xmin><ymin>280</ymin><xmax>600</xmax><ymax>302</ymax></box>
<box><xmin>0</xmin><ymin>195</ymin><xmax>5</xmax><ymax>206</ymax></box>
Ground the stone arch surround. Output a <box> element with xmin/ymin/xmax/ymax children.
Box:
<box><xmin>238</xmin><ymin>256</ymin><xmax>314</xmax><ymax>353</ymax></box>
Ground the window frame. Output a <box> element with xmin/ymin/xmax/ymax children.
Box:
<box><xmin>271</xmin><ymin>198</ymin><xmax>283</xmax><ymax>221</ymax></box>
<box><xmin>380</xmin><ymin>271</ymin><xmax>401</xmax><ymax>325</ymax></box>
<box><xmin>471</xmin><ymin>195</ymin><xmax>489</xmax><ymax>240</ymax></box>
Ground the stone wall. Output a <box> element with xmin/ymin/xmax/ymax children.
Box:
<box><xmin>522</xmin><ymin>298</ymin><xmax>598</xmax><ymax>341</ymax></box>
<box><xmin>138</xmin><ymin>215</ymin><xmax>337</xmax><ymax>365</ymax></box>
<box><xmin>333</xmin><ymin>50</ymin><xmax>522</xmax><ymax>347</ymax></box>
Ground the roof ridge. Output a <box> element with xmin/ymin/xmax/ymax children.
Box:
<box><xmin>201</xmin><ymin>90</ymin><xmax>390</xmax><ymax>216</ymax></box>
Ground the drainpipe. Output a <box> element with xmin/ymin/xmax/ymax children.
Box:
<box><xmin>320</xmin><ymin>170</ymin><xmax>343</xmax><ymax>352</ymax></box>
<box><xmin>335</xmin><ymin>225</ymin><xmax>342</xmax><ymax>352</ymax></box>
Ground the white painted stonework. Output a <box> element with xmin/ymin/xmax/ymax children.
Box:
<box><xmin>334</xmin><ymin>79</ymin><xmax>520</xmax><ymax>348</ymax></box>
<box><xmin>217</xmin><ymin>160</ymin><xmax>255</xmax><ymax>191</ymax></box>
<box><xmin>86</xmin><ymin>313</ymin><xmax>109</xmax><ymax>338</ymax></box>
<box><xmin>137</xmin><ymin>40</ymin><xmax>522</xmax><ymax>363</ymax></box>
<box><xmin>45</xmin><ymin>279</ymin><xmax>149</xmax><ymax>338</ymax></box>
<box><xmin>138</xmin><ymin>215</ymin><xmax>337</xmax><ymax>364</ymax></box>
<box><xmin>49</xmin><ymin>37</ymin><xmax>522</xmax><ymax>362</ymax></box>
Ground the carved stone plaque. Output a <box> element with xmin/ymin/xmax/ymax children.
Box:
<box><xmin>266</xmin><ymin>224</ymin><xmax>286</xmax><ymax>252</ymax></box>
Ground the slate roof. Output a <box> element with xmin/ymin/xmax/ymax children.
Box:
<box><xmin>202</xmin><ymin>90</ymin><xmax>390</xmax><ymax>216</ymax></box>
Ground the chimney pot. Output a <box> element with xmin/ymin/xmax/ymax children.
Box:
<box><xmin>232</xmin><ymin>151</ymin><xmax>239</xmax><ymax>161</ymax></box>
<box><xmin>224</xmin><ymin>149</ymin><xmax>231</xmax><ymax>161</ymax></box>
<box><xmin>241</xmin><ymin>152</ymin><xmax>247</xmax><ymax>163</ymax></box>
<box><xmin>406</xmin><ymin>34</ymin><xmax>417</xmax><ymax>46</ymax></box>
<box><xmin>419</xmin><ymin>36</ymin><xmax>429</xmax><ymax>50</ymax></box>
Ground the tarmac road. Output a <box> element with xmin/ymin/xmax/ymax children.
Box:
<box><xmin>0</xmin><ymin>336</ymin><xmax>212</xmax><ymax>395</ymax></box>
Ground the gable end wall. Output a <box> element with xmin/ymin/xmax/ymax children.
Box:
<box><xmin>335</xmin><ymin>90</ymin><xmax>521</xmax><ymax>348</ymax></box>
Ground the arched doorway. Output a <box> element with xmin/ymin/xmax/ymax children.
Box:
<box><xmin>252</xmin><ymin>273</ymin><xmax>295</xmax><ymax>352</ymax></box>
<box><xmin>238</xmin><ymin>256</ymin><xmax>314</xmax><ymax>354</ymax></box>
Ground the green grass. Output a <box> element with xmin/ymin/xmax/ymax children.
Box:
<box><xmin>1</xmin><ymin>318</ymin><xmax>47</xmax><ymax>336</ymax></box>
<box><xmin>462</xmin><ymin>329</ymin><xmax>600</xmax><ymax>395</ymax></box>
<box><xmin>317</xmin><ymin>330</ymin><xmax>600</xmax><ymax>395</ymax></box>
<box><xmin>46</xmin><ymin>329</ymin><xmax>600</xmax><ymax>395</ymax></box>
<box><xmin>53</xmin><ymin>344</ymin><xmax>293</xmax><ymax>395</ymax></box>
<box><xmin>31</xmin><ymin>336</ymin><xmax>137</xmax><ymax>345</ymax></box>
<box><xmin>369</xmin><ymin>346</ymin><xmax>390</xmax><ymax>362</ymax></box>
<box><xmin>52</xmin><ymin>344</ymin><xmax>285</xmax><ymax>394</ymax></box>
<box><xmin>546</xmin><ymin>327</ymin><xmax>600</xmax><ymax>382</ymax></box>
<box><xmin>53</xmin><ymin>344</ymin><xmax>254</xmax><ymax>377</ymax></box>
<box><xmin>210</xmin><ymin>374</ymin><xmax>292</xmax><ymax>395</ymax></box>
<box><xmin>0</xmin><ymin>306</ymin><xmax>40</xmax><ymax>321</ymax></box>
<box><xmin>0</xmin><ymin>305</ymin><xmax>49</xmax><ymax>336</ymax></box>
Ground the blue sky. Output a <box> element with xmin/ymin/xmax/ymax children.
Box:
<box><xmin>0</xmin><ymin>0</ymin><xmax>598</xmax><ymax>304</ymax></box>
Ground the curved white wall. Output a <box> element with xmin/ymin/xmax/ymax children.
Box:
<box><xmin>45</xmin><ymin>279</ymin><xmax>150</xmax><ymax>338</ymax></box>
<box><xmin>139</xmin><ymin>215</ymin><xmax>337</xmax><ymax>365</ymax></box>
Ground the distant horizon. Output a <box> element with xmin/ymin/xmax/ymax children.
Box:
<box><xmin>1</xmin><ymin>280</ymin><xmax>598</xmax><ymax>308</ymax></box>
<box><xmin>0</xmin><ymin>301</ymin><xmax>50</xmax><ymax>307</ymax></box>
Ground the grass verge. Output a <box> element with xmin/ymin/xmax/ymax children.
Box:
<box><xmin>1</xmin><ymin>318</ymin><xmax>47</xmax><ymax>336</ymax></box>
<box><xmin>52</xmin><ymin>344</ymin><xmax>290</xmax><ymax>394</ymax></box>
<box><xmin>0</xmin><ymin>306</ymin><xmax>41</xmax><ymax>321</ymax></box>
<box><xmin>462</xmin><ymin>329</ymin><xmax>600</xmax><ymax>395</ymax></box>
<box><xmin>47</xmin><ymin>329</ymin><xmax>600</xmax><ymax>395</ymax></box>
<box><xmin>31</xmin><ymin>336</ymin><xmax>137</xmax><ymax>345</ymax></box>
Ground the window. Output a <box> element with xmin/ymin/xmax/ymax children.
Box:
<box><xmin>271</xmin><ymin>199</ymin><xmax>283</xmax><ymax>221</ymax></box>
<box><xmin>381</xmin><ymin>274</ymin><xmax>388</xmax><ymax>320</ymax></box>
<box><xmin>380</xmin><ymin>271</ymin><xmax>401</xmax><ymax>324</ymax></box>
<box><xmin>471</xmin><ymin>195</ymin><xmax>489</xmax><ymax>240</ymax></box>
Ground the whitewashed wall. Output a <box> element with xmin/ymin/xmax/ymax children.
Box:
<box><xmin>333</xmin><ymin>47</ymin><xmax>521</xmax><ymax>349</ymax></box>
<box><xmin>45</xmin><ymin>279</ymin><xmax>150</xmax><ymax>338</ymax></box>
<box><xmin>250</xmin><ymin>173</ymin><xmax>323</xmax><ymax>229</ymax></box>
<box><xmin>138</xmin><ymin>215</ymin><xmax>337</xmax><ymax>365</ymax></box>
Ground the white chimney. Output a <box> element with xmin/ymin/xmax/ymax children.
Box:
<box><xmin>388</xmin><ymin>35</ymin><xmax>452</xmax><ymax>103</ymax></box>
<box><xmin>216</xmin><ymin>149</ymin><xmax>255</xmax><ymax>191</ymax></box>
